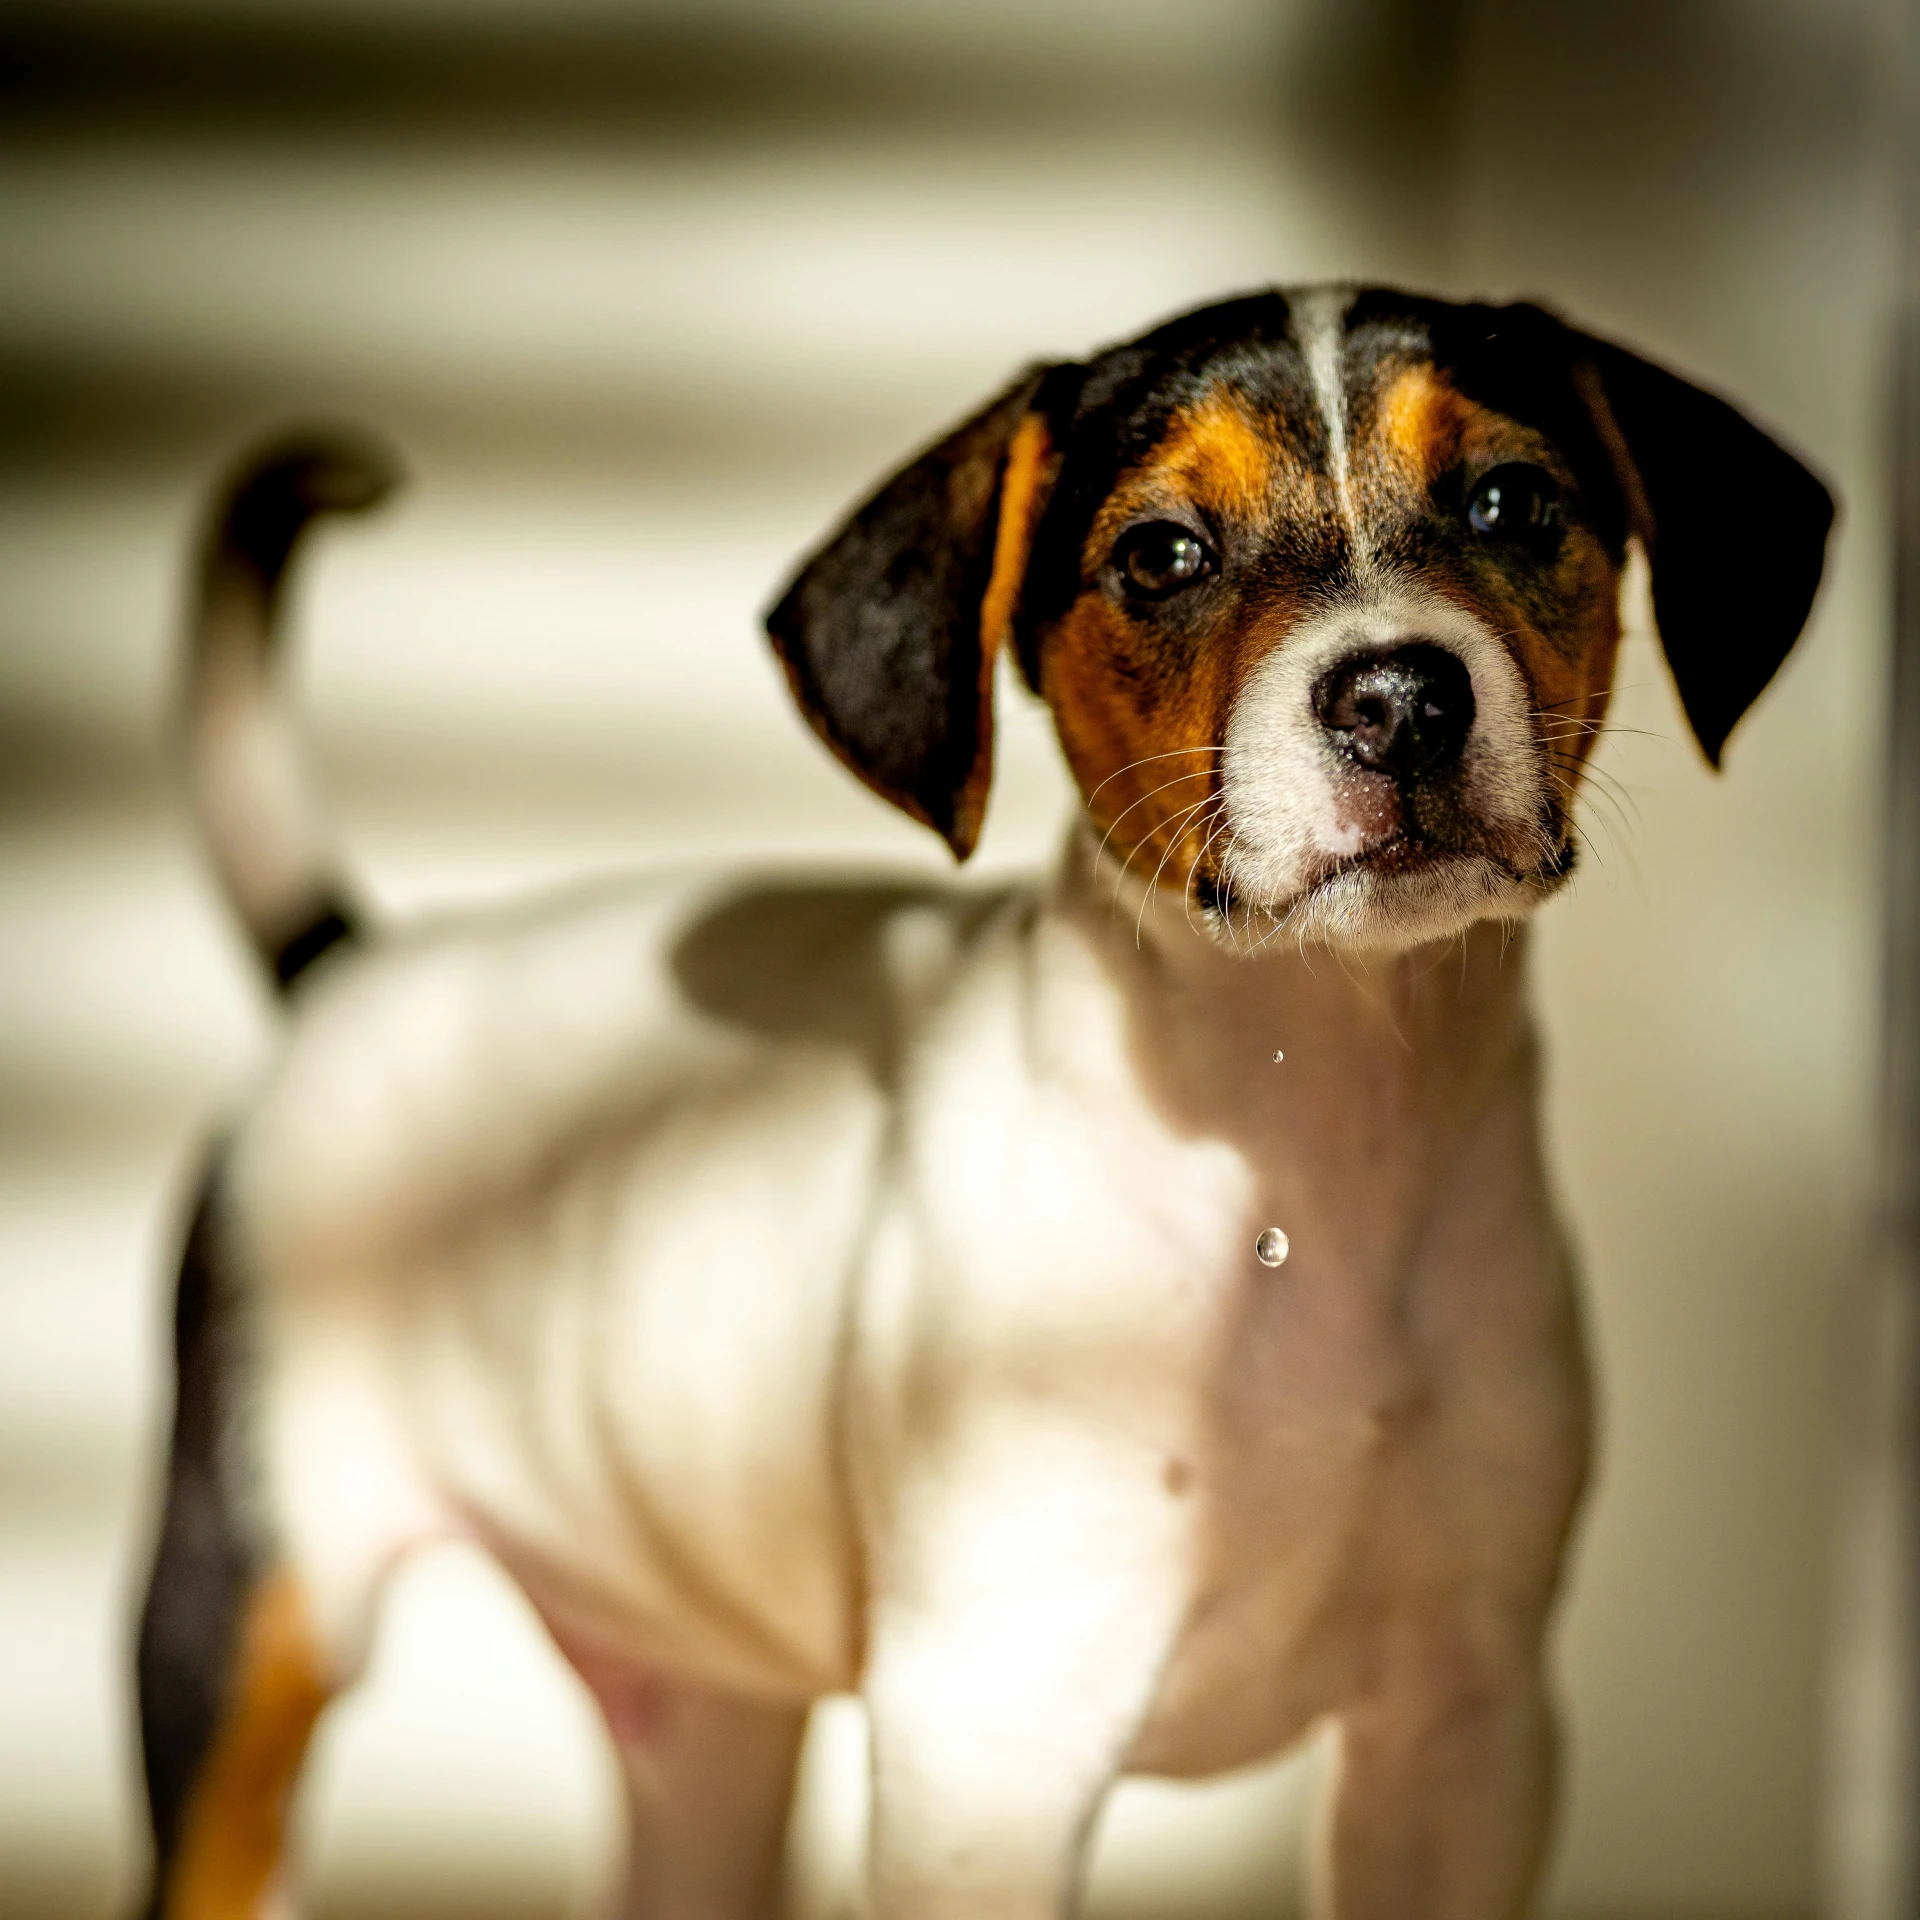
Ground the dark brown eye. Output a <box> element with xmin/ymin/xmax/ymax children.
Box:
<box><xmin>1116</xmin><ymin>522</ymin><xmax>1215</xmax><ymax>598</ymax></box>
<box><xmin>1466</xmin><ymin>463</ymin><xmax>1560</xmax><ymax>540</ymax></box>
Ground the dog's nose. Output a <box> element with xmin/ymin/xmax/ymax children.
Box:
<box><xmin>1312</xmin><ymin>645</ymin><xmax>1476</xmax><ymax>781</ymax></box>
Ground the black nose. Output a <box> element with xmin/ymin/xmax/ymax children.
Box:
<box><xmin>1312</xmin><ymin>644</ymin><xmax>1476</xmax><ymax>781</ymax></box>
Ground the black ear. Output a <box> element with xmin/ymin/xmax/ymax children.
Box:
<box><xmin>1576</xmin><ymin>334</ymin><xmax>1835</xmax><ymax>766</ymax></box>
<box><xmin>766</xmin><ymin>370</ymin><xmax>1059</xmax><ymax>859</ymax></box>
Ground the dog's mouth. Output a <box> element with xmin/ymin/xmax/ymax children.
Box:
<box><xmin>1330</xmin><ymin>833</ymin><xmax>1471</xmax><ymax>880</ymax></box>
<box><xmin>1195</xmin><ymin>818</ymin><xmax>1574</xmax><ymax>933</ymax></box>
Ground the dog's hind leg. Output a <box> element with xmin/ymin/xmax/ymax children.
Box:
<box><xmin>134</xmin><ymin>1179</ymin><xmax>333</xmax><ymax>1920</ymax></box>
<box><xmin>590</xmin><ymin>1667</ymin><xmax>808</xmax><ymax>1920</ymax></box>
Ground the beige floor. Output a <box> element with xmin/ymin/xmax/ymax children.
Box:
<box><xmin>0</xmin><ymin>1</ymin><xmax>1894</xmax><ymax>1915</ymax></box>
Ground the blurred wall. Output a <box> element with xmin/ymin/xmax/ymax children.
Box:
<box><xmin>0</xmin><ymin>2</ymin><xmax>1892</xmax><ymax>1916</ymax></box>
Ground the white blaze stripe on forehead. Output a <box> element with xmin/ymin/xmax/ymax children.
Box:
<box><xmin>1218</xmin><ymin>587</ymin><xmax>1547</xmax><ymax>951</ymax></box>
<box><xmin>1287</xmin><ymin>285</ymin><xmax>1359</xmax><ymax>552</ymax></box>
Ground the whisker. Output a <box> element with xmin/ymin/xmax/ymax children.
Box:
<box><xmin>1544</xmin><ymin>759</ymin><xmax>1638</xmax><ymax>881</ymax></box>
<box><xmin>1245</xmin><ymin>880</ymin><xmax>1307</xmax><ymax>961</ymax></box>
<box><xmin>1108</xmin><ymin>790</ymin><xmax>1222</xmax><ymax>916</ymax></box>
<box><xmin>1092</xmin><ymin>767</ymin><xmax>1220</xmax><ymax>868</ymax></box>
<box><xmin>1182</xmin><ymin>801</ymin><xmax>1235</xmax><ymax>933</ymax></box>
<box><xmin>1551</xmin><ymin>752</ymin><xmax>1643</xmax><ymax>829</ymax></box>
<box><xmin>1530</xmin><ymin>686</ymin><xmax>1620</xmax><ymax>714</ymax></box>
<box><xmin>1134</xmin><ymin>793</ymin><xmax>1225</xmax><ymax>946</ymax></box>
<box><xmin>1085</xmin><ymin>745</ymin><xmax>1225</xmax><ymax>807</ymax></box>
<box><xmin>1581</xmin><ymin>769</ymin><xmax>1644</xmax><ymax>827</ymax></box>
<box><xmin>1533</xmin><ymin>716</ymin><xmax>1670</xmax><ymax>749</ymax></box>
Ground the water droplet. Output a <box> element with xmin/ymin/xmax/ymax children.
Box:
<box><xmin>1255</xmin><ymin>1227</ymin><xmax>1290</xmax><ymax>1267</ymax></box>
<box><xmin>1271</xmin><ymin>1049</ymin><xmax>1285</xmax><ymax>1063</ymax></box>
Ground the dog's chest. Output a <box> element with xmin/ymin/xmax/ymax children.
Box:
<box><xmin>895</xmin><ymin>906</ymin><xmax>1588</xmax><ymax>1773</ymax></box>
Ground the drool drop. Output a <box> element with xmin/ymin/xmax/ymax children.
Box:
<box><xmin>1255</xmin><ymin>1227</ymin><xmax>1290</xmax><ymax>1267</ymax></box>
<box><xmin>1271</xmin><ymin>1050</ymin><xmax>1285</xmax><ymax>1063</ymax></box>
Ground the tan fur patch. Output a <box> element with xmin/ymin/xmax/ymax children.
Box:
<box><xmin>1380</xmin><ymin>364</ymin><xmax>1469</xmax><ymax>482</ymax></box>
<box><xmin>1044</xmin><ymin>592</ymin><xmax>1306</xmax><ymax>892</ymax></box>
<box><xmin>980</xmin><ymin>413</ymin><xmax>1052</xmax><ymax>663</ymax></box>
<box><xmin>1502</xmin><ymin>580</ymin><xmax>1623</xmax><ymax>793</ymax></box>
<box><xmin>1154</xmin><ymin>391</ymin><xmax>1281</xmax><ymax>523</ymax></box>
<box><xmin>950</xmin><ymin>411</ymin><xmax>1055</xmax><ymax>860</ymax></box>
<box><xmin>1047</xmin><ymin>612</ymin><xmax>1225</xmax><ymax>879</ymax></box>
<box><xmin>164</xmin><ymin>1573</ymin><xmax>329</xmax><ymax>1920</ymax></box>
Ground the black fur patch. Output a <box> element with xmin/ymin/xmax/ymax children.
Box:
<box><xmin>270</xmin><ymin>900</ymin><xmax>358</xmax><ymax>991</ymax></box>
<box><xmin>1580</xmin><ymin>332</ymin><xmax>1834</xmax><ymax>765</ymax></box>
<box><xmin>134</xmin><ymin>1170</ymin><xmax>260</xmax><ymax>1917</ymax></box>
<box><xmin>765</xmin><ymin>373</ymin><xmax>1048</xmax><ymax>857</ymax></box>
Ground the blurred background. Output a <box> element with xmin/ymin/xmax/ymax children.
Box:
<box><xmin>0</xmin><ymin>1</ymin><xmax>1899</xmax><ymax>1915</ymax></box>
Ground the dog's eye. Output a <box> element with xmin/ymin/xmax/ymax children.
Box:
<box><xmin>1466</xmin><ymin>464</ymin><xmax>1560</xmax><ymax>540</ymax></box>
<box><xmin>1116</xmin><ymin>523</ymin><xmax>1216</xmax><ymax>598</ymax></box>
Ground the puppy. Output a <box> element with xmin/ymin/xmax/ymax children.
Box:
<box><xmin>136</xmin><ymin>286</ymin><xmax>1832</xmax><ymax>1920</ymax></box>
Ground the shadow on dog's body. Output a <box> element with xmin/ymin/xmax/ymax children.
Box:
<box><xmin>136</xmin><ymin>287</ymin><xmax>1832</xmax><ymax>1920</ymax></box>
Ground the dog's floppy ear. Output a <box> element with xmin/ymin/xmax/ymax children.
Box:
<box><xmin>767</xmin><ymin>370</ymin><xmax>1059</xmax><ymax>859</ymax></box>
<box><xmin>1573</xmin><ymin>333</ymin><xmax>1835</xmax><ymax>767</ymax></box>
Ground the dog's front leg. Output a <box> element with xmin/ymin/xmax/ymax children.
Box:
<box><xmin>860</xmin><ymin>1436</ymin><xmax>1189</xmax><ymax>1920</ymax></box>
<box><xmin>1317</xmin><ymin>1632</ymin><xmax>1557</xmax><ymax>1920</ymax></box>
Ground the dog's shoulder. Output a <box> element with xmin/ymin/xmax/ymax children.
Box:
<box><xmin>666</xmin><ymin>871</ymin><xmax>1020</xmax><ymax>1083</ymax></box>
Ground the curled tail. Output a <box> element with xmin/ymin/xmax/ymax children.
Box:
<box><xmin>185</xmin><ymin>430</ymin><xmax>401</xmax><ymax>993</ymax></box>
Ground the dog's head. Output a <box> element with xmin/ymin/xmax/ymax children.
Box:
<box><xmin>768</xmin><ymin>287</ymin><xmax>1833</xmax><ymax>950</ymax></box>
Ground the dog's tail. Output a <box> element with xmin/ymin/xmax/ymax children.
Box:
<box><xmin>184</xmin><ymin>430</ymin><xmax>401</xmax><ymax>994</ymax></box>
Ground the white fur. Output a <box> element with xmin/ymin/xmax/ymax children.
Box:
<box><xmin>1289</xmin><ymin>285</ymin><xmax>1360</xmax><ymax>556</ymax></box>
<box><xmin>187</xmin><ymin>573</ymin><xmax>341</xmax><ymax>954</ymax></box>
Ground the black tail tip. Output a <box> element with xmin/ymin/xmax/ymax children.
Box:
<box><xmin>211</xmin><ymin>427</ymin><xmax>405</xmax><ymax>590</ymax></box>
<box><xmin>231</xmin><ymin>426</ymin><xmax>404</xmax><ymax>512</ymax></box>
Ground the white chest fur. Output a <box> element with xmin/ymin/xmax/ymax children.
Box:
<box><xmin>849</xmin><ymin>849</ymin><xmax>1589</xmax><ymax>1775</ymax></box>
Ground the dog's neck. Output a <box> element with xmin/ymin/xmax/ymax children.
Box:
<box><xmin>1051</xmin><ymin>823</ymin><xmax>1540</xmax><ymax>1172</ymax></box>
